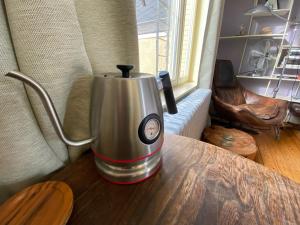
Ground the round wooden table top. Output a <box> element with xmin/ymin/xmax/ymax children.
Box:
<box><xmin>49</xmin><ymin>134</ymin><xmax>300</xmax><ymax>225</ymax></box>
<box><xmin>0</xmin><ymin>181</ymin><xmax>73</xmax><ymax>225</ymax></box>
<box><xmin>203</xmin><ymin>125</ymin><xmax>258</xmax><ymax>160</ymax></box>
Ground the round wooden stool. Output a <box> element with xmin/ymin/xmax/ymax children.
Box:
<box><xmin>203</xmin><ymin>125</ymin><xmax>258</xmax><ymax>160</ymax></box>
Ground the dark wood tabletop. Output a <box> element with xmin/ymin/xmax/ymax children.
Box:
<box><xmin>50</xmin><ymin>134</ymin><xmax>300</xmax><ymax>225</ymax></box>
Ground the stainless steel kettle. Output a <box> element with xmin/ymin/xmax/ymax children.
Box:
<box><xmin>6</xmin><ymin>65</ymin><xmax>177</xmax><ymax>184</ymax></box>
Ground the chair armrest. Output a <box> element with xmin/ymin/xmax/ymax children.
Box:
<box><xmin>213</xmin><ymin>95</ymin><xmax>244</xmax><ymax>113</ymax></box>
<box><xmin>244</xmin><ymin>89</ymin><xmax>288</xmax><ymax>107</ymax></box>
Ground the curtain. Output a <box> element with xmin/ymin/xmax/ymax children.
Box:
<box><xmin>1</xmin><ymin>0</ymin><xmax>139</xmax><ymax>203</ymax></box>
<box><xmin>196</xmin><ymin>0</ymin><xmax>225</xmax><ymax>89</ymax></box>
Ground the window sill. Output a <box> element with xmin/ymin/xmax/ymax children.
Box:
<box><xmin>161</xmin><ymin>81</ymin><xmax>198</xmax><ymax>109</ymax></box>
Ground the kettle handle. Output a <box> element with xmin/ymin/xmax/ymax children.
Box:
<box><xmin>159</xmin><ymin>71</ymin><xmax>178</xmax><ymax>114</ymax></box>
<box><xmin>5</xmin><ymin>71</ymin><xmax>94</xmax><ymax>147</ymax></box>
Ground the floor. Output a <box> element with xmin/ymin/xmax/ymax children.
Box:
<box><xmin>254</xmin><ymin>128</ymin><xmax>300</xmax><ymax>184</ymax></box>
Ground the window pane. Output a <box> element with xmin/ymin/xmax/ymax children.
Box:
<box><xmin>138</xmin><ymin>34</ymin><xmax>157</xmax><ymax>74</ymax></box>
<box><xmin>136</xmin><ymin>0</ymin><xmax>172</xmax><ymax>75</ymax></box>
<box><xmin>135</xmin><ymin>0</ymin><xmax>196</xmax><ymax>84</ymax></box>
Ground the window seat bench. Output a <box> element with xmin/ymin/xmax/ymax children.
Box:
<box><xmin>164</xmin><ymin>88</ymin><xmax>212</xmax><ymax>139</ymax></box>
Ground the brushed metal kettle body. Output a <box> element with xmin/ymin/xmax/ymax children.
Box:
<box><xmin>91</xmin><ymin>73</ymin><xmax>164</xmax><ymax>183</ymax></box>
<box><xmin>6</xmin><ymin>65</ymin><xmax>177</xmax><ymax>184</ymax></box>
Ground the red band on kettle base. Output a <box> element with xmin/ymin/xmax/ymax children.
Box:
<box><xmin>99</xmin><ymin>160</ymin><xmax>162</xmax><ymax>185</ymax></box>
<box><xmin>92</xmin><ymin>145</ymin><xmax>162</xmax><ymax>164</ymax></box>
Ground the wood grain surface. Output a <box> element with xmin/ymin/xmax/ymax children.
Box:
<box><xmin>0</xmin><ymin>181</ymin><xmax>73</xmax><ymax>225</ymax></box>
<box><xmin>50</xmin><ymin>134</ymin><xmax>300</xmax><ymax>225</ymax></box>
<box><xmin>203</xmin><ymin>125</ymin><xmax>258</xmax><ymax>160</ymax></box>
<box><xmin>255</xmin><ymin>128</ymin><xmax>300</xmax><ymax>184</ymax></box>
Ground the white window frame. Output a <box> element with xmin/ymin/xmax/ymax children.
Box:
<box><xmin>177</xmin><ymin>0</ymin><xmax>197</xmax><ymax>85</ymax></box>
<box><xmin>167</xmin><ymin>0</ymin><xmax>184</xmax><ymax>85</ymax></box>
<box><xmin>158</xmin><ymin>0</ymin><xmax>197</xmax><ymax>86</ymax></box>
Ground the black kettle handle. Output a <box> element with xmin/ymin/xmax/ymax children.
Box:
<box><xmin>159</xmin><ymin>71</ymin><xmax>178</xmax><ymax>114</ymax></box>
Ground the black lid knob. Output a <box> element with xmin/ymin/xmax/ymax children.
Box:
<box><xmin>116</xmin><ymin>65</ymin><xmax>134</xmax><ymax>78</ymax></box>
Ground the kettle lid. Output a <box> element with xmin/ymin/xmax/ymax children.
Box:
<box><xmin>98</xmin><ymin>65</ymin><xmax>154</xmax><ymax>79</ymax></box>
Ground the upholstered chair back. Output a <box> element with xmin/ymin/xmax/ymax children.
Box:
<box><xmin>213</xmin><ymin>60</ymin><xmax>246</xmax><ymax>106</ymax></box>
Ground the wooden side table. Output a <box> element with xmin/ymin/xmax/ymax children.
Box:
<box><xmin>203</xmin><ymin>125</ymin><xmax>258</xmax><ymax>160</ymax></box>
<box><xmin>48</xmin><ymin>134</ymin><xmax>300</xmax><ymax>225</ymax></box>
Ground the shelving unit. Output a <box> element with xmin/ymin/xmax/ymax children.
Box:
<box><xmin>236</xmin><ymin>74</ymin><xmax>300</xmax><ymax>81</ymax></box>
<box><xmin>245</xmin><ymin>8</ymin><xmax>290</xmax><ymax>17</ymax></box>
<box><xmin>217</xmin><ymin>0</ymin><xmax>300</xmax><ymax>104</ymax></box>
<box><xmin>276</xmin><ymin>95</ymin><xmax>300</xmax><ymax>103</ymax></box>
<box><xmin>276</xmin><ymin>65</ymin><xmax>300</xmax><ymax>69</ymax></box>
<box><xmin>219</xmin><ymin>34</ymin><xmax>285</xmax><ymax>39</ymax></box>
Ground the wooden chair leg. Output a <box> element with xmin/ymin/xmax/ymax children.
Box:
<box><xmin>273</xmin><ymin>127</ymin><xmax>281</xmax><ymax>140</ymax></box>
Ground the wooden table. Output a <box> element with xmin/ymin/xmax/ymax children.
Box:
<box><xmin>203</xmin><ymin>125</ymin><xmax>258</xmax><ymax>160</ymax></box>
<box><xmin>50</xmin><ymin>134</ymin><xmax>300</xmax><ymax>225</ymax></box>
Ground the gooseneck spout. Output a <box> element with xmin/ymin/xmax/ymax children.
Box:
<box><xmin>5</xmin><ymin>71</ymin><xmax>94</xmax><ymax>147</ymax></box>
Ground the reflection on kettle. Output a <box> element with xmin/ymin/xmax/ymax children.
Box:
<box><xmin>6</xmin><ymin>65</ymin><xmax>177</xmax><ymax>184</ymax></box>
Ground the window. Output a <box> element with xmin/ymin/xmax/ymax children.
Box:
<box><xmin>136</xmin><ymin>0</ymin><xmax>198</xmax><ymax>86</ymax></box>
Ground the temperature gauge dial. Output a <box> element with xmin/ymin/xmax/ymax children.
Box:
<box><xmin>138</xmin><ymin>114</ymin><xmax>162</xmax><ymax>144</ymax></box>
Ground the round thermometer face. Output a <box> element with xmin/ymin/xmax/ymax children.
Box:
<box><xmin>138</xmin><ymin>114</ymin><xmax>162</xmax><ymax>144</ymax></box>
<box><xmin>144</xmin><ymin>118</ymin><xmax>160</xmax><ymax>140</ymax></box>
